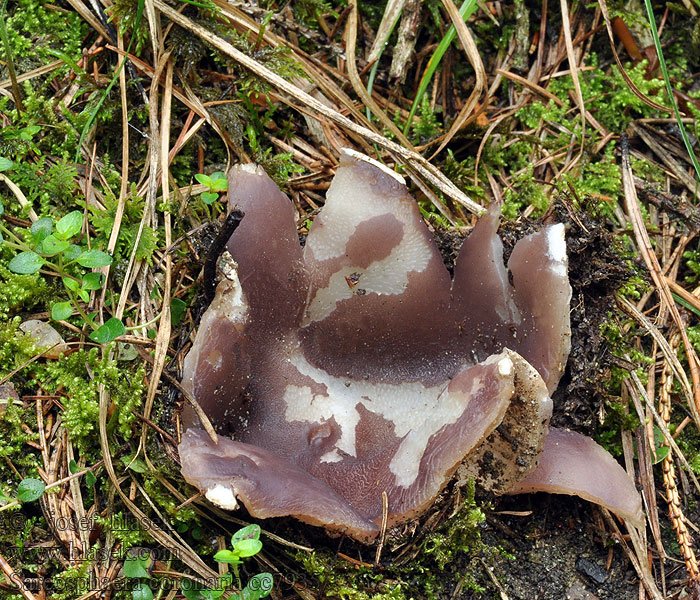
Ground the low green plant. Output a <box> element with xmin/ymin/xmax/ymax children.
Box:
<box><xmin>194</xmin><ymin>171</ymin><xmax>228</xmax><ymax>219</ymax></box>
<box><xmin>0</xmin><ymin>197</ymin><xmax>124</xmax><ymax>343</ymax></box>
<box><xmin>183</xmin><ymin>524</ymin><xmax>273</xmax><ymax>600</ymax></box>
<box><xmin>195</xmin><ymin>171</ymin><xmax>228</xmax><ymax>206</ymax></box>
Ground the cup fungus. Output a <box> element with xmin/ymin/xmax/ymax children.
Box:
<box><xmin>178</xmin><ymin>149</ymin><xmax>643</xmax><ymax>541</ymax></box>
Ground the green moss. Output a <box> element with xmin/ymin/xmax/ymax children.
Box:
<box><xmin>501</xmin><ymin>165</ymin><xmax>549</xmax><ymax>219</ymax></box>
<box><xmin>0</xmin><ymin>403</ymin><xmax>39</xmax><ymax>475</ymax></box>
<box><xmin>89</xmin><ymin>189</ymin><xmax>160</xmax><ymax>266</ymax></box>
<box><xmin>294</xmin><ymin>482</ymin><xmax>488</xmax><ymax>599</ymax></box>
<box><xmin>42</xmin><ymin>348</ymin><xmax>146</xmax><ymax>453</ymax></box>
<box><xmin>0</xmin><ymin>264</ymin><xmax>48</xmax><ymax>321</ymax></box>
<box><xmin>0</xmin><ymin>0</ymin><xmax>86</xmax><ymax>77</ymax></box>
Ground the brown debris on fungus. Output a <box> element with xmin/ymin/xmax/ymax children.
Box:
<box><xmin>178</xmin><ymin>150</ymin><xmax>643</xmax><ymax>541</ymax></box>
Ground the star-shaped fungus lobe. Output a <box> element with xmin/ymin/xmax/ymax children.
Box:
<box><xmin>178</xmin><ymin>150</ymin><xmax>641</xmax><ymax>542</ymax></box>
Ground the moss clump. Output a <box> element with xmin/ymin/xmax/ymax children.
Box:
<box><xmin>0</xmin><ymin>403</ymin><xmax>39</xmax><ymax>475</ymax></box>
<box><xmin>42</xmin><ymin>348</ymin><xmax>146</xmax><ymax>453</ymax></box>
<box><xmin>294</xmin><ymin>482</ymin><xmax>488</xmax><ymax>599</ymax></box>
<box><xmin>0</xmin><ymin>265</ymin><xmax>48</xmax><ymax>321</ymax></box>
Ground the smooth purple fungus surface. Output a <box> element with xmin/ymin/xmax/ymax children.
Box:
<box><xmin>178</xmin><ymin>150</ymin><xmax>643</xmax><ymax>541</ymax></box>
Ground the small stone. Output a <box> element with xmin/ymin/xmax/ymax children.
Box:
<box><xmin>20</xmin><ymin>320</ymin><xmax>67</xmax><ymax>359</ymax></box>
<box><xmin>575</xmin><ymin>557</ymin><xmax>608</xmax><ymax>584</ymax></box>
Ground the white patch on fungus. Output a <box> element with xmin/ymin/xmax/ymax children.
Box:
<box><xmin>546</xmin><ymin>223</ymin><xmax>568</xmax><ymax>276</ymax></box>
<box><xmin>282</xmin><ymin>350</ymin><xmax>509</xmax><ymax>488</ymax></box>
<box><xmin>205</xmin><ymin>484</ymin><xmax>239</xmax><ymax>510</ymax></box>
<box><xmin>303</xmin><ymin>229</ymin><xmax>433</xmax><ymax>323</ymax></box>
<box><xmin>498</xmin><ymin>355</ymin><xmax>513</xmax><ymax>376</ymax></box>
<box><xmin>239</xmin><ymin>163</ymin><xmax>265</xmax><ymax>175</ymax></box>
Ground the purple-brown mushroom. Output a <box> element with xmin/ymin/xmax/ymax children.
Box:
<box><xmin>178</xmin><ymin>149</ymin><xmax>643</xmax><ymax>541</ymax></box>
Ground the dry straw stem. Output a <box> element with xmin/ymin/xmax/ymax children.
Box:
<box><xmin>138</xmin><ymin>56</ymin><xmax>175</xmax><ymax>468</ymax></box>
<box><xmin>660</xmin><ymin>333</ymin><xmax>700</xmax><ymax>584</ymax></box>
<box><xmin>597</xmin><ymin>0</ymin><xmax>670</xmax><ymax>114</ymax></box>
<box><xmin>621</xmin><ymin>136</ymin><xmax>700</xmax><ymax>429</ymax></box>
<box><xmin>558</xmin><ymin>0</ymin><xmax>585</xmax><ymax>171</ymax></box>
<box><xmin>345</xmin><ymin>0</ymin><xmax>414</xmax><ymax>149</ymax></box>
<box><xmin>153</xmin><ymin>0</ymin><xmax>484</xmax><ymax>216</ymax></box>
<box><xmin>429</xmin><ymin>0</ymin><xmax>486</xmax><ymax>158</ymax></box>
<box><xmin>98</xmin><ymin>385</ymin><xmax>218</xmax><ymax>580</ymax></box>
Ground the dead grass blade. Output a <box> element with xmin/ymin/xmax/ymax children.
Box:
<box><xmin>558</xmin><ymin>0</ymin><xmax>585</xmax><ymax>169</ymax></box>
<box><xmin>430</xmin><ymin>0</ymin><xmax>486</xmax><ymax>157</ymax></box>
<box><xmin>153</xmin><ymin>0</ymin><xmax>484</xmax><ymax>215</ymax></box>
<box><xmin>345</xmin><ymin>0</ymin><xmax>414</xmax><ymax>148</ymax></box>
<box><xmin>368</xmin><ymin>0</ymin><xmax>406</xmax><ymax>63</ymax></box>
<box><xmin>98</xmin><ymin>385</ymin><xmax>218</xmax><ymax>580</ymax></box>
<box><xmin>621</xmin><ymin>134</ymin><xmax>700</xmax><ymax>428</ymax></box>
<box><xmin>601</xmin><ymin>508</ymin><xmax>664</xmax><ymax>600</ymax></box>
<box><xmin>139</xmin><ymin>57</ymin><xmax>174</xmax><ymax>465</ymax></box>
<box><xmin>597</xmin><ymin>0</ymin><xmax>671</xmax><ymax>114</ymax></box>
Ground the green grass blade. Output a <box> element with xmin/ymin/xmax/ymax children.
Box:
<box><xmin>642</xmin><ymin>0</ymin><xmax>700</xmax><ymax>192</ymax></box>
<box><xmin>0</xmin><ymin>0</ymin><xmax>24</xmax><ymax>113</ymax></box>
<box><xmin>403</xmin><ymin>0</ymin><xmax>479</xmax><ymax>137</ymax></box>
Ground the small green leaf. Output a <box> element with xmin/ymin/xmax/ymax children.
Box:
<box><xmin>0</xmin><ymin>157</ymin><xmax>14</xmax><ymax>171</ymax></box>
<box><xmin>171</xmin><ymin>298</ymin><xmax>187</xmax><ymax>326</ymax></box>
<box><xmin>120</xmin><ymin>455</ymin><xmax>148</xmax><ymax>473</ymax></box>
<box><xmin>90</xmin><ymin>317</ymin><xmax>125</xmax><ymax>343</ymax></box>
<box><xmin>51</xmin><ymin>301</ymin><xmax>73</xmax><ymax>321</ymax></box>
<box><xmin>41</xmin><ymin>234</ymin><xmax>70</xmax><ymax>256</ymax></box>
<box><xmin>62</xmin><ymin>277</ymin><xmax>79</xmax><ymax>292</ymax></box>
<box><xmin>81</xmin><ymin>272</ymin><xmax>104</xmax><ymax>290</ymax></box>
<box><xmin>194</xmin><ymin>173</ymin><xmax>212</xmax><ymax>187</ymax></box>
<box><xmin>181</xmin><ymin>583</ymin><xmax>204</xmax><ymax>600</ymax></box>
<box><xmin>213</xmin><ymin>549</ymin><xmax>241</xmax><ymax>565</ymax></box>
<box><xmin>201</xmin><ymin>192</ymin><xmax>218</xmax><ymax>205</ymax></box>
<box><xmin>69</xmin><ymin>459</ymin><xmax>79</xmax><ymax>474</ymax></box>
<box><xmin>0</xmin><ymin>231</ymin><xmax>3</xmax><ymax>244</ymax></box>
<box><xmin>124</xmin><ymin>553</ymin><xmax>152</xmax><ymax>579</ymax></box>
<box><xmin>21</xmin><ymin>125</ymin><xmax>41</xmax><ymax>138</ymax></box>
<box><xmin>9</xmin><ymin>251</ymin><xmax>44</xmax><ymax>274</ymax></box>
<box><xmin>131</xmin><ymin>582</ymin><xmax>154</xmax><ymax>600</ymax></box>
<box><xmin>232</xmin><ymin>524</ymin><xmax>261</xmax><ymax>545</ymax></box>
<box><xmin>77</xmin><ymin>289</ymin><xmax>90</xmax><ymax>303</ymax></box>
<box><xmin>234</xmin><ymin>538</ymin><xmax>262</xmax><ymax>558</ymax></box>
<box><xmin>76</xmin><ymin>249</ymin><xmax>112</xmax><ymax>268</ymax></box>
<box><xmin>30</xmin><ymin>217</ymin><xmax>53</xmax><ymax>244</ymax></box>
<box><xmin>210</xmin><ymin>178</ymin><xmax>228</xmax><ymax>192</ymax></box>
<box><xmin>55</xmin><ymin>211</ymin><xmax>83</xmax><ymax>239</ymax></box>
<box><xmin>64</xmin><ymin>244</ymin><xmax>83</xmax><ymax>261</ymax></box>
<box><xmin>242</xmin><ymin>572</ymin><xmax>274</xmax><ymax>600</ymax></box>
<box><xmin>17</xmin><ymin>478</ymin><xmax>45</xmax><ymax>502</ymax></box>
<box><xmin>0</xmin><ymin>199</ymin><xmax>4</xmax><ymax>215</ymax></box>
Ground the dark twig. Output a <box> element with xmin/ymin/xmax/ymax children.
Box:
<box><xmin>202</xmin><ymin>209</ymin><xmax>244</xmax><ymax>306</ymax></box>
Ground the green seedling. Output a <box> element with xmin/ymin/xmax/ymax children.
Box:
<box><xmin>182</xmin><ymin>524</ymin><xmax>273</xmax><ymax>600</ymax></box>
<box><xmin>0</xmin><ymin>476</ymin><xmax>45</xmax><ymax>509</ymax></box>
<box><xmin>0</xmin><ymin>203</ymin><xmax>124</xmax><ymax>343</ymax></box>
<box><xmin>123</xmin><ymin>551</ymin><xmax>154</xmax><ymax>600</ymax></box>
<box><xmin>195</xmin><ymin>171</ymin><xmax>228</xmax><ymax>205</ymax></box>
